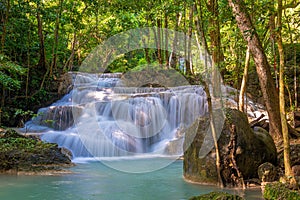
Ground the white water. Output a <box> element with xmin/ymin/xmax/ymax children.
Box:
<box><xmin>23</xmin><ymin>73</ymin><xmax>208</xmax><ymax>158</ymax></box>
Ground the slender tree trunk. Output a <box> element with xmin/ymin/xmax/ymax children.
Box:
<box><xmin>1</xmin><ymin>0</ymin><xmax>10</xmax><ymax>53</ymax></box>
<box><xmin>63</xmin><ymin>32</ymin><xmax>77</xmax><ymax>71</ymax></box>
<box><xmin>207</xmin><ymin>0</ymin><xmax>223</xmax><ymax>97</ymax></box>
<box><xmin>269</xmin><ymin>14</ymin><xmax>279</xmax><ymax>90</ymax></box>
<box><xmin>203</xmin><ymin>81</ymin><xmax>224</xmax><ymax>188</ymax></box>
<box><xmin>195</xmin><ymin>0</ymin><xmax>209</xmax><ymax>54</ymax></box>
<box><xmin>277</xmin><ymin>0</ymin><xmax>295</xmax><ymax>184</ymax></box>
<box><xmin>228</xmin><ymin>0</ymin><xmax>282</xmax><ymax>140</ymax></box>
<box><xmin>164</xmin><ymin>12</ymin><xmax>169</xmax><ymax>68</ymax></box>
<box><xmin>186</xmin><ymin>3</ymin><xmax>194</xmax><ymax>75</ymax></box>
<box><xmin>156</xmin><ymin>19</ymin><xmax>163</xmax><ymax>65</ymax></box>
<box><xmin>194</xmin><ymin>3</ymin><xmax>223</xmax><ymax>188</ymax></box>
<box><xmin>294</xmin><ymin>47</ymin><xmax>298</xmax><ymax>108</ymax></box>
<box><xmin>50</xmin><ymin>0</ymin><xmax>64</xmax><ymax>76</ymax></box>
<box><xmin>37</xmin><ymin>6</ymin><xmax>46</xmax><ymax>70</ymax></box>
<box><xmin>26</xmin><ymin>23</ymin><xmax>31</xmax><ymax>99</ymax></box>
<box><xmin>183</xmin><ymin>1</ymin><xmax>187</xmax><ymax>74</ymax></box>
<box><xmin>285</xmin><ymin>12</ymin><xmax>298</xmax><ymax>108</ymax></box>
<box><xmin>169</xmin><ymin>2</ymin><xmax>182</xmax><ymax>69</ymax></box>
<box><xmin>239</xmin><ymin>46</ymin><xmax>250</xmax><ymax>112</ymax></box>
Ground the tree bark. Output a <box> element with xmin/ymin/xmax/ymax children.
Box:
<box><xmin>195</xmin><ymin>0</ymin><xmax>209</xmax><ymax>54</ymax></box>
<box><xmin>156</xmin><ymin>19</ymin><xmax>163</xmax><ymax>65</ymax></box>
<box><xmin>50</xmin><ymin>0</ymin><xmax>64</xmax><ymax>76</ymax></box>
<box><xmin>203</xmin><ymin>81</ymin><xmax>224</xmax><ymax>188</ymax></box>
<box><xmin>186</xmin><ymin>3</ymin><xmax>194</xmax><ymax>75</ymax></box>
<box><xmin>277</xmin><ymin>0</ymin><xmax>295</xmax><ymax>183</ymax></box>
<box><xmin>228</xmin><ymin>0</ymin><xmax>282</xmax><ymax>140</ymax></box>
<box><xmin>239</xmin><ymin>46</ymin><xmax>250</xmax><ymax>112</ymax></box>
<box><xmin>207</xmin><ymin>0</ymin><xmax>223</xmax><ymax>98</ymax></box>
<box><xmin>164</xmin><ymin>12</ymin><xmax>169</xmax><ymax>68</ymax></box>
<box><xmin>169</xmin><ymin>2</ymin><xmax>182</xmax><ymax>69</ymax></box>
<box><xmin>1</xmin><ymin>0</ymin><xmax>10</xmax><ymax>53</ymax></box>
<box><xmin>37</xmin><ymin>6</ymin><xmax>47</xmax><ymax>71</ymax></box>
<box><xmin>285</xmin><ymin>11</ymin><xmax>298</xmax><ymax>108</ymax></box>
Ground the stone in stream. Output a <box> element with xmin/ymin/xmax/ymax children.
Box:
<box><xmin>183</xmin><ymin>108</ymin><xmax>277</xmax><ymax>187</ymax></box>
<box><xmin>258</xmin><ymin>162</ymin><xmax>277</xmax><ymax>183</ymax></box>
<box><xmin>189</xmin><ymin>191</ymin><xmax>244</xmax><ymax>200</ymax></box>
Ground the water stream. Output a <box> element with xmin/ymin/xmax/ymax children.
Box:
<box><xmin>0</xmin><ymin>160</ymin><xmax>263</xmax><ymax>200</ymax></box>
<box><xmin>23</xmin><ymin>73</ymin><xmax>208</xmax><ymax>158</ymax></box>
<box><xmin>16</xmin><ymin>73</ymin><xmax>264</xmax><ymax>199</ymax></box>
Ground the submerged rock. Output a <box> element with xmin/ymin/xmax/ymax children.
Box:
<box><xmin>183</xmin><ymin>108</ymin><xmax>277</xmax><ymax>187</ymax></box>
<box><xmin>189</xmin><ymin>191</ymin><xmax>244</xmax><ymax>200</ymax></box>
<box><xmin>0</xmin><ymin>129</ymin><xmax>73</xmax><ymax>174</ymax></box>
<box><xmin>258</xmin><ymin>162</ymin><xmax>277</xmax><ymax>182</ymax></box>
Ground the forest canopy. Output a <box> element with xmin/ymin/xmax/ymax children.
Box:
<box><xmin>0</xmin><ymin>0</ymin><xmax>299</xmax><ymax>127</ymax></box>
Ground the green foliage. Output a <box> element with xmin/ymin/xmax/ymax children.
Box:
<box><xmin>0</xmin><ymin>0</ymin><xmax>299</xmax><ymax>128</ymax></box>
<box><xmin>263</xmin><ymin>182</ymin><xmax>300</xmax><ymax>200</ymax></box>
<box><xmin>0</xmin><ymin>129</ymin><xmax>55</xmax><ymax>153</ymax></box>
<box><xmin>0</xmin><ymin>54</ymin><xmax>26</xmax><ymax>90</ymax></box>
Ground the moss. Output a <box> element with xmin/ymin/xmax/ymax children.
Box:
<box><xmin>0</xmin><ymin>129</ymin><xmax>56</xmax><ymax>153</ymax></box>
<box><xmin>0</xmin><ymin>129</ymin><xmax>72</xmax><ymax>173</ymax></box>
<box><xmin>189</xmin><ymin>191</ymin><xmax>244</xmax><ymax>200</ymax></box>
<box><xmin>263</xmin><ymin>182</ymin><xmax>300</xmax><ymax>200</ymax></box>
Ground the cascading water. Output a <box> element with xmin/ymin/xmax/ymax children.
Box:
<box><xmin>23</xmin><ymin>73</ymin><xmax>208</xmax><ymax>158</ymax></box>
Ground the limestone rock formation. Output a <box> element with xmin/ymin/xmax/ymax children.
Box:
<box><xmin>183</xmin><ymin>108</ymin><xmax>277</xmax><ymax>187</ymax></box>
<box><xmin>0</xmin><ymin>129</ymin><xmax>73</xmax><ymax>174</ymax></box>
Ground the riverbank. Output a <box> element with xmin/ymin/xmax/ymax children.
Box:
<box><xmin>0</xmin><ymin>128</ymin><xmax>74</xmax><ymax>175</ymax></box>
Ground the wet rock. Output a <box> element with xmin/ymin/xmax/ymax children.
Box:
<box><xmin>189</xmin><ymin>191</ymin><xmax>244</xmax><ymax>200</ymax></box>
<box><xmin>183</xmin><ymin>108</ymin><xmax>277</xmax><ymax>187</ymax></box>
<box><xmin>164</xmin><ymin>137</ymin><xmax>184</xmax><ymax>155</ymax></box>
<box><xmin>57</xmin><ymin>72</ymin><xmax>73</xmax><ymax>95</ymax></box>
<box><xmin>0</xmin><ymin>129</ymin><xmax>73</xmax><ymax>174</ymax></box>
<box><xmin>258</xmin><ymin>162</ymin><xmax>277</xmax><ymax>182</ymax></box>
<box><xmin>37</xmin><ymin>105</ymin><xmax>83</xmax><ymax>130</ymax></box>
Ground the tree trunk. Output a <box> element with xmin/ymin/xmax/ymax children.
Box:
<box><xmin>164</xmin><ymin>12</ymin><xmax>169</xmax><ymax>68</ymax></box>
<box><xmin>186</xmin><ymin>3</ymin><xmax>194</xmax><ymax>75</ymax></box>
<box><xmin>269</xmin><ymin>14</ymin><xmax>279</xmax><ymax>90</ymax></box>
<box><xmin>156</xmin><ymin>19</ymin><xmax>163</xmax><ymax>65</ymax></box>
<box><xmin>50</xmin><ymin>0</ymin><xmax>64</xmax><ymax>76</ymax></box>
<box><xmin>37</xmin><ymin>6</ymin><xmax>47</xmax><ymax>71</ymax></box>
<box><xmin>203</xmin><ymin>81</ymin><xmax>224</xmax><ymax>188</ymax></box>
<box><xmin>228</xmin><ymin>0</ymin><xmax>282</xmax><ymax>140</ymax></box>
<box><xmin>239</xmin><ymin>46</ymin><xmax>250</xmax><ymax>112</ymax></box>
<box><xmin>26</xmin><ymin>23</ymin><xmax>31</xmax><ymax>99</ymax></box>
<box><xmin>63</xmin><ymin>32</ymin><xmax>77</xmax><ymax>71</ymax></box>
<box><xmin>207</xmin><ymin>0</ymin><xmax>223</xmax><ymax>98</ymax></box>
<box><xmin>286</xmin><ymin>11</ymin><xmax>298</xmax><ymax>108</ymax></box>
<box><xmin>277</xmin><ymin>0</ymin><xmax>295</xmax><ymax>184</ymax></box>
<box><xmin>169</xmin><ymin>2</ymin><xmax>182</xmax><ymax>69</ymax></box>
<box><xmin>1</xmin><ymin>0</ymin><xmax>10</xmax><ymax>53</ymax></box>
<box><xmin>195</xmin><ymin>0</ymin><xmax>209</xmax><ymax>54</ymax></box>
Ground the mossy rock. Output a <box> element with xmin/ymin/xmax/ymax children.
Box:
<box><xmin>263</xmin><ymin>182</ymin><xmax>300</xmax><ymax>200</ymax></box>
<box><xmin>0</xmin><ymin>129</ymin><xmax>73</xmax><ymax>173</ymax></box>
<box><xmin>189</xmin><ymin>191</ymin><xmax>244</xmax><ymax>200</ymax></box>
<box><xmin>183</xmin><ymin>108</ymin><xmax>277</xmax><ymax>186</ymax></box>
<box><xmin>2</xmin><ymin>129</ymin><xmax>26</xmax><ymax>139</ymax></box>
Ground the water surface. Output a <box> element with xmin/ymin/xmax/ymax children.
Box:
<box><xmin>0</xmin><ymin>159</ymin><xmax>262</xmax><ymax>200</ymax></box>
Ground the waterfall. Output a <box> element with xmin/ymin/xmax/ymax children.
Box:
<box><xmin>22</xmin><ymin>73</ymin><xmax>208</xmax><ymax>158</ymax></box>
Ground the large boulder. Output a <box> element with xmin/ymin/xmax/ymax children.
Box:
<box><xmin>0</xmin><ymin>129</ymin><xmax>73</xmax><ymax>174</ymax></box>
<box><xmin>183</xmin><ymin>108</ymin><xmax>277</xmax><ymax>187</ymax></box>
